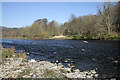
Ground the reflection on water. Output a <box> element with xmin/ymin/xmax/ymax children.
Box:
<box><xmin>1</xmin><ymin>38</ymin><xmax>120</xmax><ymax>78</ymax></box>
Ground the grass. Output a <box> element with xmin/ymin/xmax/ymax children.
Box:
<box><xmin>22</xmin><ymin>58</ymin><xmax>28</xmax><ymax>63</ymax></box>
<box><xmin>17</xmin><ymin>68</ymin><xmax>32</xmax><ymax>78</ymax></box>
<box><xmin>59</xmin><ymin>69</ymin><xmax>68</xmax><ymax>74</ymax></box>
<box><xmin>43</xmin><ymin>69</ymin><xmax>59</xmax><ymax>78</ymax></box>
<box><xmin>2</xmin><ymin>37</ymin><xmax>49</xmax><ymax>39</ymax></box>
<box><xmin>1</xmin><ymin>32</ymin><xmax>120</xmax><ymax>40</ymax></box>
<box><xmin>66</xmin><ymin>33</ymin><xmax>120</xmax><ymax>40</ymax></box>
<box><xmin>1</xmin><ymin>37</ymin><xmax>27</xmax><ymax>39</ymax></box>
<box><xmin>1</xmin><ymin>47</ymin><xmax>28</xmax><ymax>63</ymax></box>
<box><xmin>43</xmin><ymin>69</ymin><xmax>66</xmax><ymax>78</ymax></box>
<box><xmin>1</xmin><ymin>47</ymin><xmax>14</xmax><ymax>62</ymax></box>
<box><xmin>14</xmin><ymin>53</ymin><xmax>28</xmax><ymax>60</ymax></box>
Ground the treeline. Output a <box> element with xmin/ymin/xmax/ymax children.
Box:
<box><xmin>2</xmin><ymin>19</ymin><xmax>61</xmax><ymax>39</ymax></box>
<box><xmin>61</xmin><ymin>2</ymin><xmax>120</xmax><ymax>39</ymax></box>
<box><xmin>1</xmin><ymin>2</ymin><xmax>120</xmax><ymax>40</ymax></box>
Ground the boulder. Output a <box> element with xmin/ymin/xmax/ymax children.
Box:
<box><xmin>83</xmin><ymin>41</ymin><xmax>88</xmax><ymax>43</ymax></box>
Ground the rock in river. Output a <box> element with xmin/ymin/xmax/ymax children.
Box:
<box><xmin>83</xmin><ymin>41</ymin><xmax>88</xmax><ymax>43</ymax></box>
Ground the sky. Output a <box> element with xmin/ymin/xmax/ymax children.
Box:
<box><xmin>2</xmin><ymin>2</ymin><xmax>104</xmax><ymax>28</ymax></box>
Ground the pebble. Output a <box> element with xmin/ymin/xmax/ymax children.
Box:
<box><xmin>65</xmin><ymin>68</ymin><xmax>71</xmax><ymax>72</ymax></box>
<box><xmin>15</xmin><ymin>70</ymin><xmax>22</xmax><ymax>73</ymax></box>
<box><xmin>19</xmin><ymin>63</ymin><xmax>25</xmax><ymax>66</ymax></box>
<box><xmin>27</xmin><ymin>53</ymin><xmax>29</xmax><ymax>54</ymax></box>
<box><xmin>91</xmin><ymin>70</ymin><xmax>96</xmax><ymax>74</ymax></box>
<box><xmin>58</xmin><ymin>63</ymin><xmax>62</xmax><ymax>67</ymax></box>
<box><xmin>112</xmin><ymin>60</ymin><xmax>118</xmax><ymax>63</ymax></box>
<box><xmin>93</xmin><ymin>58</ymin><xmax>97</xmax><ymax>61</ymax></box>
<box><xmin>33</xmin><ymin>74</ymin><xmax>37</xmax><ymax>78</ymax></box>
<box><xmin>53</xmin><ymin>66</ymin><xmax>58</xmax><ymax>69</ymax></box>
<box><xmin>64</xmin><ymin>60</ymin><xmax>68</xmax><ymax>63</ymax></box>
<box><xmin>56</xmin><ymin>60</ymin><xmax>59</xmax><ymax>63</ymax></box>
<box><xmin>67</xmin><ymin>64</ymin><xmax>71</xmax><ymax>67</ymax></box>
<box><xmin>30</xmin><ymin>59</ymin><xmax>36</xmax><ymax>62</ymax></box>
<box><xmin>70</xmin><ymin>61</ymin><xmax>73</xmax><ymax>63</ymax></box>
<box><xmin>30</xmin><ymin>73</ymin><xmax>33</xmax><ymax>76</ymax></box>
<box><xmin>74</xmin><ymin>69</ymin><xmax>79</xmax><ymax>72</ymax></box>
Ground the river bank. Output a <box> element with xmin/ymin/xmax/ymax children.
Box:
<box><xmin>1</xmin><ymin>58</ymin><xmax>98</xmax><ymax>78</ymax></box>
<box><xmin>1</xmin><ymin>33</ymin><xmax>120</xmax><ymax>40</ymax></box>
<box><xmin>0</xmin><ymin>47</ymin><xmax>98</xmax><ymax>78</ymax></box>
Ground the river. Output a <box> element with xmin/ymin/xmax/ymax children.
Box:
<box><xmin>1</xmin><ymin>38</ymin><xmax>120</xmax><ymax>78</ymax></box>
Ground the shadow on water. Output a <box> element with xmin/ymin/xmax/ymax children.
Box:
<box><xmin>1</xmin><ymin>38</ymin><xmax>120</xmax><ymax>78</ymax></box>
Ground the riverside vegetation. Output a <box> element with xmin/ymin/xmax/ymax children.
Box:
<box><xmin>1</xmin><ymin>2</ymin><xmax>120</xmax><ymax>40</ymax></box>
<box><xmin>0</xmin><ymin>47</ymin><xmax>98</xmax><ymax>78</ymax></box>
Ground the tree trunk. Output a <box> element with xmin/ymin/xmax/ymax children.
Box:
<box><xmin>108</xmin><ymin>14</ymin><xmax>111</xmax><ymax>34</ymax></box>
<box><xmin>106</xmin><ymin>14</ymin><xmax>111</xmax><ymax>34</ymax></box>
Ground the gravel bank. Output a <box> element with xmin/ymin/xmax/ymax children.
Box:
<box><xmin>0</xmin><ymin>58</ymin><xmax>98</xmax><ymax>78</ymax></box>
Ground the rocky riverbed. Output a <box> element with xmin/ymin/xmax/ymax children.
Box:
<box><xmin>0</xmin><ymin>58</ymin><xmax>98</xmax><ymax>78</ymax></box>
<box><xmin>1</xmin><ymin>39</ymin><xmax>120</xmax><ymax>78</ymax></box>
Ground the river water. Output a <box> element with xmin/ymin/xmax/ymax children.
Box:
<box><xmin>1</xmin><ymin>38</ymin><xmax>120</xmax><ymax>78</ymax></box>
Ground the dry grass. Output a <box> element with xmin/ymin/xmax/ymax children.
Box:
<box><xmin>17</xmin><ymin>68</ymin><xmax>32</xmax><ymax>78</ymax></box>
<box><xmin>43</xmin><ymin>69</ymin><xmax>67</xmax><ymax>78</ymax></box>
<box><xmin>1</xmin><ymin>47</ymin><xmax>28</xmax><ymax>63</ymax></box>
